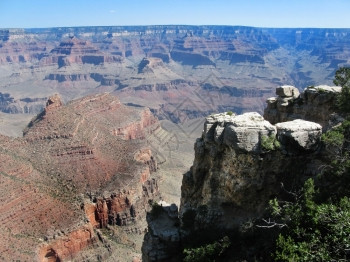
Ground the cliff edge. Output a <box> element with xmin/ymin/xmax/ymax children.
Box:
<box><xmin>142</xmin><ymin>85</ymin><xmax>341</xmax><ymax>261</ymax></box>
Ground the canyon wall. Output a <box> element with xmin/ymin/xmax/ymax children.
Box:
<box><xmin>1</xmin><ymin>26</ymin><xmax>349</xmax><ymax>122</ymax></box>
<box><xmin>142</xmin><ymin>85</ymin><xmax>340</xmax><ymax>261</ymax></box>
<box><xmin>0</xmin><ymin>93</ymin><xmax>162</xmax><ymax>261</ymax></box>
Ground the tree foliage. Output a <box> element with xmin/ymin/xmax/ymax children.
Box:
<box><xmin>334</xmin><ymin>67</ymin><xmax>350</xmax><ymax>87</ymax></box>
<box><xmin>334</xmin><ymin>67</ymin><xmax>350</xmax><ymax>113</ymax></box>
<box><xmin>183</xmin><ymin>236</ymin><xmax>231</xmax><ymax>262</ymax></box>
<box><xmin>271</xmin><ymin>179</ymin><xmax>350</xmax><ymax>261</ymax></box>
<box><xmin>268</xmin><ymin>117</ymin><xmax>350</xmax><ymax>261</ymax></box>
<box><xmin>261</xmin><ymin>134</ymin><xmax>281</xmax><ymax>151</ymax></box>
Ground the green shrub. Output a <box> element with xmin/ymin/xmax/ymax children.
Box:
<box><xmin>317</xmin><ymin>87</ymin><xmax>327</xmax><ymax>94</ymax></box>
<box><xmin>226</xmin><ymin>111</ymin><xmax>233</xmax><ymax>116</ymax></box>
<box><xmin>183</xmin><ymin>236</ymin><xmax>231</xmax><ymax>262</ymax></box>
<box><xmin>334</xmin><ymin>67</ymin><xmax>350</xmax><ymax>113</ymax></box>
<box><xmin>321</xmin><ymin>129</ymin><xmax>344</xmax><ymax>147</ymax></box>
<box><xmin>334</xmin><ymin>67</ymin><xmax>350</xmax><ymax>87</ymax></box>
<box><xmin>271</xmin><ymin>179</ymin><xmax>350</xmax><ymax>262</ymax></box>
<box><xmin>261</xmin><ymin>134</ymin><xmax>280</xmax><ymax>151</ymax></box>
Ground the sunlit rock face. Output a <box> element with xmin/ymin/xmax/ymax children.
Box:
<box><xmin>1</xmin><ymin>26</ymin><xmax>350</xmax><ymax>122</ymax></box>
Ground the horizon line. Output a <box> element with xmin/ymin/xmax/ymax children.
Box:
<box><xmin>2</xmin><ymin>24</ymin><xmax>350</xmax><ymax>30</ymax></box>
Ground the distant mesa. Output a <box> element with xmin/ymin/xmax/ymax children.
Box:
<box><xmin>47</xmin><ymin>36</ymin><xmax>122</xmax><ymax>67</ymax></box>
<box><xmin>138</xmin><ymin>57</ymin><xmax>164</xmax><ymax>73</ymax></box>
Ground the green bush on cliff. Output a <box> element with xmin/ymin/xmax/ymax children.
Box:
<box><xmin>334</xmin><ymin>67</ymin><xmax>350</xmax><ymax>113</ymax></box>
<box><xmin>261</xmin><ymin>134</ymin><xmax>280</xmax><ymax>151</ymax></box>
<box><xmin>183</xmin><ymin>236</ymin><xmax>231</xmax><ymax>262</ymax></box>
<box><xmin>272</xmin><ymin>179</ymin><xmax>350</xmax><ymax>261</ymax></box>
<box><xmin>319</xmin><ymin>119</ymin><xmax>350</xmax><ymax>196</ymax></box>
<box><xmin>268</xmin><ymin>118</ymin><xmax>350</xmax><ymax>261</ymax></box>
<box><xmin>321</xmin><ymin>129</ymin><xmax>344</xmax><ymax>147</ymax></box>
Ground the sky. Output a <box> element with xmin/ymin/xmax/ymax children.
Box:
<box><xmin>0</xmin><ymin>0</ymin><xmax>350</xmax><ymax>29</ymax></box>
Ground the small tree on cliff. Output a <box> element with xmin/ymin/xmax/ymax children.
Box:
<box><xmin>334</xmin><ymin>67</ymin><xmax>350</xmax><ymax>113</ymax></box>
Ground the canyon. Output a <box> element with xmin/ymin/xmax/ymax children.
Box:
<box><xmin>0</xmin><ymin>25</ymin><xmax>350</xmax><ymax>261</ymax></box>
<box><xmin>0</xmin><ymin>26</ymin><xmax>350</xmax><ymax>123</ymax></box>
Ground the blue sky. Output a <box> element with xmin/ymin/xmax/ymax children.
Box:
<box><xmin>0</xmin><ymin>0</ymin><xmax>349</xmax><ymax>28</ymax></box>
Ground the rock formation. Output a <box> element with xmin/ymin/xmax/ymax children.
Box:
<box><xmin>180</xmin><ymin>111</ymin><xmax>322</xmax><ymax>227</ymax></box>
<box><xmin>142</xmin><ymin>202</ymin><xmax>181</xmax><ymax>262</ymax></box>
<box><xmin>1</xmin><ymin>26</ymin><xmax>350</xmax><ymax>121</ymax></box>
<box><xmin>142</xmin><ymin>85</ymin><xmax>339</xmax><ymax>261</ymax></box>
<box><xmin>264</xmin><ymin>85</ymin><xmax>342</xmax><ymax>129</ymax></box>
<box><xmin>0</xmin><ymin>93</ymin><xmax>161</xmax><ymax>261</ymax></box>
<box><xmin>45</xmin><ymin>36</ymin><xmax>122</xmax><ymax>68</ymax></box>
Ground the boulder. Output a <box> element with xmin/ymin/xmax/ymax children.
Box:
<box><xmin>276</xmin><ymin>119</ymin><xmax>322</xmax><ymax>151</ymax></box>
<box><xmin>276</xmin><ymin>85</ymin><xmax>300</xmax><ymax>98</ymax></box>
<box><xmin>266</xmin><ymin>97</ymin><xmax>277</xmax><ymax>109</ymax></box>
<box><xmin>223</xmin><ymin>112</ymin><xmax>276</xmax><ymax>153</ymax></box>
<box><xmin>203</xmin><ymin>112</ymin><xmax>236</xmax><ymax>142</ymax></box>
<box><xmin>45</xmin><ymin>93</ymin><xmax>63</xmax><ymax>112</ymax></box>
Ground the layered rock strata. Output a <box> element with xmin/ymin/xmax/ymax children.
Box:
<box><xmin>2</xmin><ymin>26</ymin><xmax>350</xmax><ymax>121</ymax></box>
<box><xmin>45</xmin><ymin>36</ymin><xmax>123</xmax><ymax>67</ymax></box>
<box><xmin>0</xmin><ymin>93</ymin><xmax>161</xmax><ymax>261</ymax></box>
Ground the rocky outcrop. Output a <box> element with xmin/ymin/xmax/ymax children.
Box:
<box><xmin>142</xmin><ymin>202</ymin><xmax>181</xmax><ymax>262</ymax></box>
<box><xmin>38</xmin><ymin>224</ymin><xmax>96</xmax><ymax>262</ymax></box>
<box><xmin>143</xmin><ymin>84</ymin><xmax>334</xmax><ymax>261</ymax></box>
<box><xmin>205</xmin><ymin>112</ymin><xmax>276</xmax><ymax>153</ymax></box>
<box><xmin>276</xmin><ymin>119</ymin><xmax>322</xmax><ymax>152</ymax></box>
<box><xmin>264</xmin><ymin>85</ymin><xmax>341</xmax><ymax>129</ymax></box>
<box><xmin>45</xmin><ymin>93</ymin><xmax>62</xmax><ymax>112</ymax></box>
<box><xmin>0</xmin><ymin>93</ymin><xmax>162</xmax><ymax>261</ymax></box>
<box><xmin>114</xmin><ymin>109</ymin><xmax>160</xmax><ymax>140</ymax></box>
<box><xmin>180</xmin><ymin>112</ymin><xmax>322</xmax><ymax>228</ymax></box>
<box><xmin>138</xmin><ymin>57</ymin><xmax>165</xmax><ymax>74</ymax></box>
<box><xmin>93</xmin><ymin>178</ymin><xmax>159</xmax><ymax>228</ymax></box>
